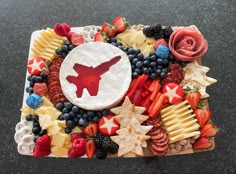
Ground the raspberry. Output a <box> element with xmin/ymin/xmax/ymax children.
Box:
<box><xmin>68</xmin><ymin>147</ymin><xmax>80</xmax><ymax>158</ymax></box>
<box><xmin>33</xmin><ymin>135</ymin><xmax>51</xmax><ymax>157</ymax></box>
<box><xmin>70</xmin><ymin>133</ymin><xmax>85</xmax><ymax>142</ymax></box>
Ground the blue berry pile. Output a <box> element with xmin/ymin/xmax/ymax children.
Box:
<box><xmin>55</xmin><ymin>40</ymin><xmax>75</xmax><ymax>58</ymax></box>
<box><xmin>56</xmin><ymin>102</ymin><xmax>109</xmax><ymax>134</ymax></box>
<box><xmin>26</xmin><ymin>74</ymin><xmax>48</xmax><ymax>95</ymax></box>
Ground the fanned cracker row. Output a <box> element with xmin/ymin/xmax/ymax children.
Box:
<box><xmin>160</xmin><ymin>100</ymin><xmax>200</xmax><ymax>144</ymax></box>
<box><xmin>31</xmin><ymin>28</ymin><xmax>66</xmax><ymax>61</ymax></box>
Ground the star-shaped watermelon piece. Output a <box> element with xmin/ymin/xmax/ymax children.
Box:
<box><xmin>27</xmin><ymin>57</ymin><xmax>46</xmax><ymax>75</ymax></box>
<box><xmin>162</xmin><ymin>82</ymin><xmax>184</xmax><ymax>104</ymax></box>
<box><xmin>98</xmin><ymin>114</ymin><xmax>120</xmax><ymax>136</ymax></box>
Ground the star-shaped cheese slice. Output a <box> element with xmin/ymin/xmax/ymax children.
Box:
<box><xmin>100</xmin><ymin>116</ymin><xmax>119</xmax><ymax>135</ymax></box>
<box><xmin>28</xmin><ymin>58</ymin><xmax>44</xmax><ymax>73</ymax></box>
<box><xmin>164</xmin><ymin>85</ymin><xmax>182</xmax><ymax>103</ymax></box>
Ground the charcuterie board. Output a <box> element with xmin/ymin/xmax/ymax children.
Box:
<box><xmin>15</xmin><ymin>17</ymin><xmax>217</xmax><ymax>159</ymax></box>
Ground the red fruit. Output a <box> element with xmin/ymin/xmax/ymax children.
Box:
<box><xmin>112</xmin><ymin>16</ymin><xmax>128</xmax><ymax>33</ymax></box>
<box><xmin>194</xmin><ymin>108</ymin><xmax>212</xmax><ymax>127</ymax></box>
<box><xmin>72</xmin><ymin>138</ymin><xmax>87</xmax><ymax>157</ymax></box>
<box><xmin>83</xmin><ymin>123</ymin><xmax>98</xmax><ymax>137</ymax></box>
<box><xmin>102</xmin><ymin>23</ymin><xmax>116</xmax><ymax>37</ymax></box>
<box><xmin>70</xmin><ymin>132</ymin><xmax>85</xmax><ymax>142</ymax></box>
<box><xmin>61</xmin><ymin>23</ymin><xmax>71</xmax><ymax>33</ymax></box>
<box><xmin>68</xmin><ymin>147</ymin><xmax>80</xmax><ymax>158</ymax></box>
<box><xmin>33</xmin><ymin>82</ymin><xmax>48</xmax><ymax>96</ymax></box>
<box><xmin>54</xmin><ymin>23</ymin><xmax>71</xmax><ymax>37</ymax></box>
<box><xmin>184</xmin><ymin>86</ymin><xmax>201</xmax><ymax>110</ymax></box>
<box><xmin>27</xmin><ymin>57</ymin><xmax>46</xmax><ymax>76</ymax></box>
<box><xmin>85</xmin><ymin>140</ymin><xmax>95</xmax><ymax>158</ymax></box>
<box><xmin>71</xmin><ymin>33</ymin><xmax>84</xmax><ymax>46</ymax></box>
<box><xmin>94</xmin><ymin>32</ymin><xmax>107</xmax><ymax>42</ymax></box>
<box><xmin>154</xmin><ymin>39</ymin><xmax>168</xmax><ymax>49</ymax></box>
<box><xmin>33</xmin><ymin>135</ymin><xmax>51</xmax><ymax>157</ymax></box>
<box><xmin>98</xmin><ymin>114</ymin><xmax>120</xmax><ymax>136</ymax></box>
<box><xmin>201</xmin><ymin>124</ymin><xmax>218</xmax><ymax>137</ymax></box>
<box><xmin>66</xmin><ymin>31</ymin><xmax>75</xmax><ymax>40</ymax></box>
<box><xmin>193</xmin><ymin>137</ymin><xmax>212</xmax><ymax>150</ymax></box>
<box><xmin>162</xmin><ymin>82</ymin><xmax>184</xmax><ymax>104</ymax></box>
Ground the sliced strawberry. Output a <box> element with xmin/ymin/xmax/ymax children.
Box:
<box><xmin>94</xmin><ymin>32</ymin><xmax>107</xmax><ymax>42</ymax></box>
<box><xmin>194</xmin><ymin>108</ymin><xmax>211</xmax><ymax>127</ymax></box>
<box><xmin>71</xmin><ymin>33</ymin><xmax>84</xmax><ymax>46</ymax></box>
<box><xmin>112</xmin><ymin>16</ymin><xmax>128</xmax><ymax>33</ymax></box>
<box><xmin>193</xmin><ymin>137</ymin><xmax>212</xmax><ymax>150</ymax></box>
<box><xmin>184</xmin><ymin>86</ymin><xmax>201</xmax><ymax>110</ymax></box>
<box><xmin>200</xmin><ymin>123</ymin><xmax>218</xmax><ymax>137</ymax></box>
<box><xmin>70</xmin><ymin>132</ymin><xmax>85</xmax><ymax>142</ymax></box>
<box><xmin>85</xmin><ymin>140</ymin><xmax>95</xmax><ymax>158</ymax></box>
<box><xmin>162</xmin><ymin>82</ymin><xmax>184</xmax><ymax>104</ymax></box>
<box><xmin>98</xmin><ymin>114</ymin><xmax>120</xmax><ymax>136</ymax></box>
<box><xmin>154</xmin><ymin>39</ymin><xmax>168</xmax><ymax>50</ymax></box>
<box><xmin>83</xmin><ymin>123</ymin><xmax>98</xmax><ymax>137</ymax></box>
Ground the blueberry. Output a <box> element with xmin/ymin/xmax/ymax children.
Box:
<box><xmin>110</xmin><ymin>37</ymin><xmax>117</xmax><ymax>43</ymax></box>
<box><xmin>79</xmin><ymin>109</ymin><xmax>85</xmax><ymax>115</ymax></box>
<box><xmin>128</xmin><ymin>55</ymin><xmax>134</xmax><ymax>61</ymax></box>
<box><xmin>64</xmin><ymin>40</ymin><xmax>71</xmax><ymax>45</ymax></box>
<box><xmin>137</xmin><ymin>53</ymin><xmax>144</xmax><ymax>60</ymax></box>
<box><xmin>33</xmin><ymin>135</ymin><xmax>39</xmax><ymax>143</ymax></box>
<box><xmin>162</xmin><ymin>68</ymin><xmax>168</xmax><ymax>73</ymax></box>
<box><xmin>149</xmin><ymin>52</ymin><xmax>156</xmax><ymax>57</ymax></box>
<box><xmin>135</xmin><ymin>68</ymin><xmax>142</xmax><ymax>75</ymax></box>
<box><xmin>55</xmin><ymin>48</ymin><xmax>63</xmax><ymax>55</ymax></box>
<box><xmin>78</xmin><ymin>118</ymin><xmax>85</xmax><ymax>126</ymax></box>
<box><xmin>102</xmin><ymin>109</ymin><xmax>109</xmax><ymax>116</ymax></box>
<box><xmin>64</xmin><ymin>113</ymin><xmax>71</xmax><ymax>120</ymax></box>
<box><xmin>28</xmin><ymin>87</ymin><xmax>33</xmax><ymax>93</ymax></box>
<box><xmin>132</xmin><ymin>72</ymin><xmax>139</xmax><ymax>79</ymax></box>
<box><xmin>155</xmin><ymin>69</ymin><xmax>162</xmax><ymax>75</ymax></box>
<box><xmin>136</xmin><ymin>61</ymin><xmax>143</xmax><ymax>68</ymax></box>
<box><xmin>62</xmin><ymin>108</ymin><xmax>69</xmax><ymax>114</ymax></box>
<box><xmin>74</xmin><ymin>117</ymin><xmax>78</xmax><ymax>123</ymax></box>
<box><xmin>25</xmin><ymin>114</ymin><xmax>32</xmax><ymax>121</ymax></box>
<box><xmin>96</xmin><ymin>111</ymin><xmax>103</xmax><ymax>118</ymax></box>
<box><xmin>76</xmin><ymin>114</ymin><xmax>82</xmax><ymax>119</ymax></box>
<box><xmin>61</xmin><ymin>52</ymin><xmax>67</xmax><ymax>58</ymax></box>
<box><xmin>93</xmin><ymin>116</ymin><xmax>99</xmax><ymax>122</ymax></box>
<box><xmin>150</xmin><ymin>73</ymin><xmax>157</xmax><ymax>79</ymax></box>
<box><xmin>135</xmin><ymin>48</ymin><xmax>141</xmax><ymax>54</ymax></box>
<box><xmin>87</xmin><ymin>111</ymin><xmax>95</xmax><ymax>117</ymax></box>
<box><xmin>64</xmin><ymin>102</ymin><xmax>73</xmax><ymax>110</ymax></box>
<box><xmin>118</xmin><ymin>45</ymin><xmax>123</xmax><ymax>50</ymax></box>
<box><xmin>56</xmin><ymin>103</ymin><xmax>64</xmax><ymax>111</ymax></box>
<box><xmin>150</xmin><ymin>62</ymin><xmax>157</xmax><ymax>67</ymax></box>
<box><xmin>39</xmin><ymin>129</ymin><xmax>47</xmax><ymax>136</ymax></box>
<box><xmin>132</xmin><ymin>58</ymin><xmax>138</xmax><ymax>65</ymax></box>
<box><xmin>58</xmin><ymin>114</ymin><xmax>65</xmax><ymax>120</ymax></box>
<box><xmin>64</xmin><ymin>127</ymin><xmax>72</xmax><ymax>134</ymax></box>
<box><xmin>66</xmin><ymin>120</ymin><xmax>74</xmax><ymax>128</ymax></box>
<box><xmin>162</xmin><ymin>59</ymin><xmax>169</xmax><ymax>66</ymax></box>
<box><xmin>83</xmin><ymin>113</ymin><xmax>88</xmax><ymax>119</ymax></box>
<box><xmin>69</xmin><ymin>111</ymin><xmax>75</xmax><ymax>117</ymax></box>
<box><xmin>41</xmin><ymin>74</ymin><xmax>47</xmax><ymax>79</ymax></box>
<box><xmin>29</xmin><ymin>81</ymin><xmax>34</xmax><ymax>87</ymax></box>
<box><xmin>71</xmin><ymin>106</ymin><xmax>79</xmax><ymax>113</ymax></box>
<box><xmin>83</xmin><ymin>120</ymin><xmax>89</xmax><ymax>127</ymax></box>
<box><xmin>32</xmin><ymin>127</ymin><xmax>41</xmax><ymax>135</ymax></box>
<box><xmin>157</xmin><ymin>65</ymin><xmax>163</xmax><ymax>69</ymax></box>
<box><xmin>69</xmin><ymin>45</ymin><xmax>75</xmax><ymax>50</ymax></box>
<box><xmin>150</xmin><ymin>55</ymin><xmax>157</xmax><ymax>61</ymax></box>
<box><xmin>157</xmin><ymin>58</ymin><xmax>163</xmax><ymax>64</ymax></box>
<box><xmin>33</xmin><ymin>121</ymin><xmax>40</xmax><ymax>127</ymax></box>
<box><xmin>143</xmin><ymin>67</ymin><xmax>149</xmax><ymax>74</ymax></box>
<box><xmin>131</xmin><ymin>65</ymin><xmax>135</xmax><ymax>71</ymax></box>
<box><xmin>32</xmin><ymin>115</ymin><xmax>39</xmax><ymax>122</ymax></box>
<box><xmin>62</xmin><ymin>45</ymin><xmax>68</xmax><ymax>52</ymax></box>
<box><xmin>144</xmin><ymin>56</ymin><xmax>150</xmax><ymax>61</ymax></box>
<box><xmin>143</xmin><ymin>60</ymin><xmax>150</xmax><ymax>66</ymax></box>
<box><xmin>127</xmin><ymin>48</ymin><xmax>136</xmax><ymax>55</ymax></box>
<box><xmin>111</xmin><ymin>42</ymin><xmax>118</xmax><ymax>47</ymax></box>
<box><xmin>160</xmin><ymin>72</ymin><xmax>166</xmax><ymax>79</ymax></box>
<box><xmin>27</xmin><ymin>75</ymin><xmax>32</xmax><ymax>81</ymax></box>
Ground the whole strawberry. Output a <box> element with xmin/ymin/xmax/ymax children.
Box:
<box><xmin>184</xmin><ymin>86</ymin><xmax>201</xmax><ymax>110</ymax></box>
<box><xmin>195</xmin><ymin>107</ymin><xmax>211</xmax><ymax>127</ymax></box>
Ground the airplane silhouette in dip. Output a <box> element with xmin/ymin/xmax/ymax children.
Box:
<box><xmin>66</xmin><ymin>55</ymin><xmax>121</xmax><ymax>98</ymax></box>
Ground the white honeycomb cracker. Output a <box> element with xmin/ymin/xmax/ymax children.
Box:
<box><xmin>80</xmin><ymin>25</ymin><xmax>101</xmax><ymax>42</ymax></box>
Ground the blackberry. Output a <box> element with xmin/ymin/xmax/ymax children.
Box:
<box><xmin>151</xmin><ymin>23</ymin><xmax>162</xmax><ymax>33</ymax></box>
<box><xmin>93</xmin><ymin>134</ymin><xmax>104</xmax><ymax>148</ymax></box>
<box><xmin>143</xmin><ymin>26</ymin><xmax>154</xmax><ymax>37</ymax></box>
<box><xmin>102</xmin><ymin>136</ymin><xmax>112</xmax><ymax>151</ymax></box>
<box><xmin>95</xmin><ymin>148</ymin><xmax>107</xmax><ymax>159</ymax></box>
<box><xmin>162</xmin><ymin>26</ymin><xmax>173</xmax><ymax>39</ymax></box>
<box><xmin>107</xmin><ymin>142</ymin><xmax>119</xmax><ymax>154</ymax></box>
<box><xmin>154</xmin><ymin>31</ymin><xmax>164</xmax><ymax>40</ymax></box>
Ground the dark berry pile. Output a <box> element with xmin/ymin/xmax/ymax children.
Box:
<box><xmin>55</xmin><ymin>40</ymin><xmax>75</xmax><ymax>58</ymax></box>
<box><xmin>56</xmin><ymin>102</ymin><xmax>109</xmax><ymax>134</ymax></box>
<box><xmin>93</xmin><ymin>134</ymin><xmax>118</xmax><ymax>159</ymax></box>
<box><xmin>26</xmin><ymin>74</ymin><xmax>48</xmax><ymax>95</ymax></box>
<box><xmin>143</xmin><ymin>24</ymin><xmax>173</xmax><ymax>41</ymax></box>
<box><xmin>25</xmin><ymin>114</ymin><xmax>47</xmax><ymax>142</ymax></box>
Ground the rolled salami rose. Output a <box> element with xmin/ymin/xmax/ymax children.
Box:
<box><xmin>169</xmin><ymin>27</ymin><xmax>208</xmax><ymax>61</ymax></box>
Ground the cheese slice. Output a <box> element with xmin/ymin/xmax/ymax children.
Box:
<box><xmin>169</xmin><ymin>131</ymin><xmax>200</xmax><ymax>144</ymax></box>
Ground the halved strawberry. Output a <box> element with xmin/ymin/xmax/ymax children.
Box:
<box><xmin>193</xmin><ymin>137</ymin><xmax>212</xmax><ymax>150</ymax></box>
<box><xmin>83</xmin><ymin>123</ymin><xmax>98</xmax><ymax>137</ymax></box>
<box><xmin>200</xmin><ymin>123</ymin><xmax>218</xmax><ymax>138</ymax></box>
<box><xmin>101</xmin><ymin>23</ymin><xmax>116</xmax><ymax>37</ymax></box>
<box><xmin>195</xmin><ymin>108</ymin><xmax>211</xmax><ymax>127</ymax></box>
<box><xmin>85</xmin><ymin>139</ymin><xmax>95</xmax><ymax>158</ymax></box>
<box><xmin>112</xmin><ymin>16</ymin><xmax>128</xmax><ymax>33</ymax></box>
<box><xmin>71</xmin><ymin>33</ymin><xmax>84</xmax><ymax>46</ymax></box>
<box><xmin>184</xmin><ymin>86</ymin><xmax>201</xmax><ymax>110</ymax></box>
<box><xmin>94</xmin><ymin>32</ymin><xmax>107</xmax><ymax>42</ymax></box>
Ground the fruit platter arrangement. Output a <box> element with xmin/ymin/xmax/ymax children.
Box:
<box><xmin>15</xmin><ymin>17</ymin><xmax>218</xmax><ymax>159</ymax></box>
